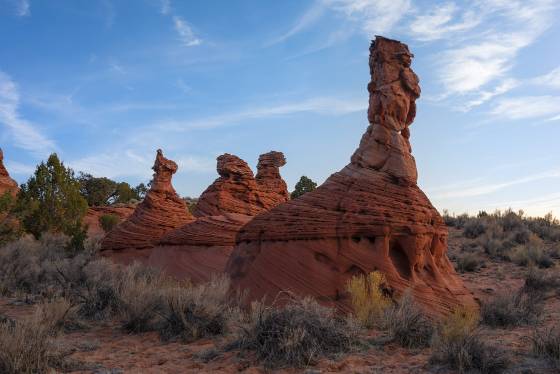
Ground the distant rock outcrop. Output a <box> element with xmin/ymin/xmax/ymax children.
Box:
<box><xmin>84</xmin><ymin>205</ymin><xmax>136</xmax><ymax>238</ymax></box>
<box><xmin>193</xmin><ymin>152</ymin><xmax>289</xmax><ymax>217</ymax></box>
<box><xmin>0</xmin><ymin>149</ymin><xmax>19</xmax><ymax>198</ymax></box>
<box><xmin>149</xmin><ymin>152</ymin><xmax>289</xmax><ymax>283</ymax></box>
<box><xmin>226</xmin><ymin>37</ymin><xmax>476</xmax><ymax>315</ymax></box>
<box><xmin>100</xmin><ymin>149</ymin><xmax>194</xmax><ymax>263</ymax></box>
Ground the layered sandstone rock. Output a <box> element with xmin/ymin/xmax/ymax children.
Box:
<box><xmin>149</xmin><ymin>152</ymin><xmax>289</xmax><ymax>282</ymax></box>
<box><xmin>101</xmin><ymin>150</ymin><xmax>194</xmax><ymax>263</ymax></box>
<box><xmin>0</xmin><ymin>149</ymin><xmax>19</xmax><ymax>198</ymax></box>
<box><xmin>226</xmin><ymin>37</ymin><xmax>476</xmax><ymax>315</ymax></box>
<box><xmin>193</xmin><ymin>152</ymin><xmax>289</xmax><ymax>217</ymax></box>
<box><xmin>84</xmin><ymin>204</ymin><xmax>136</xmax><ymax>238</ymax></box>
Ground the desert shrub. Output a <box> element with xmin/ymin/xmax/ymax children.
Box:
<box><xmin>0</xmin><ymin>314</ymin><xmax>57</xmax><ymax>373</ymax></box>
<box><xmin>118</xmin><ymin>263</ymin><xmax>165</xmax><ymax>333</ymax></box>
<box><xmin>513</xmin><ymin>228</ymin><xmax>532</xmax><ymax>244</ymax></box>
<box><xmin>158</xmin><ymin>275</ymin><xmax>234</xmax><ymax>342</ymax></box>
<box><xmin>233</xmin><ymin>297</ymin><xmax>358</xmax><ymax>369</ymax></box>
<box><xmin>383</xmin><ymin>292</ymin><xmax>434</xmax><ymax>348</ymax></box>
<box><xmin>74</xmin><ymin>258</ymin><xmax>121</xmax><ymax>320</ymax></box>
<box><xmin>36</xmin><ymin>297</ymin><xmax>82</xmax><ymax>333</ymax></box>
<box><xmin>0</xmin><ymin>236</ymin><xmax>43</xmax><ymax>295</ymax></box>
<box><xmin>481</xmin><ymin>289</ymin><xmax>542</xmax><ymax>327</ymax></box>
<box><xmin>431</xmin><ymin>330</ymin><xmax>509</xmax><ymax>373</ymax></box>
<box><xmin>346</xmin><ymin>271</ymin><xmax>392</xmax><ymax>328</ymax></box>
<box><xmin>455</xmin><ymin>253</ymin><xmax>483</xmax><ymax>273</ymax></box>
<box><xmin>532</xmin><ymin>327</ymin><xmax>560</xmax><ymax>368</ymax></box>
<box><xmin>431</xmin><ymin>306</ymin><xmax>509</xmax><ymax>373</ymax></box>
<box><xmin>523</xmin><ymin>267</ymin><xmax>560</xmax><ymax>292</ymax></box>
<box><xmin>507</xmin><ymin>244</ymin><xmax>553</xmax><ymax>268</ymax></box>
<box><xmin>99</xmin><ymin>214</ymin><xmax>120</xmax><ymax>233</ymax></box>
<box><xmin>463</xmin><ymin>219</ymin><xmax>487</xmax><ymax>239</ymax></box>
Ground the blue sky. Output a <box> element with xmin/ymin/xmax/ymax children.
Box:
<box><xmin>1</xmin><ymin>0</ymin><xmax>560</xmax><ymax>217</ymax></box>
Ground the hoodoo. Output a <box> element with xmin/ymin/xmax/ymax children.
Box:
<box><xmin>149</xmin><ymin>151</ymin><xmax>289</xmax><ymax>283</ymax></box>
<box><xmin>100</xmin><ymin>149</ymin><xmax>194</xmax><ymax>263</ymax></box>
<box><xmin>226</xmin><ymin>37</ymin><xmax>476</xmax><ymax>315</ymax></box>
<box><xmin>0</xmin><ymin>148</ymin><xmax>19</xmax><ymax>198</ymax></box>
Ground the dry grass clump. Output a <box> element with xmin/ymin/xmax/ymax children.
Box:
<box><xmin>233</xmin><ymin>297</ymin><xmax>358</xmax><ymax>369</ymax></box>
<box><xmin>158</xmin><ymin>275</ymin><xmax>235</xmax><ymax>342</ymax></box>
<box><xmin>0</xmin><ymin>299</ymin><xmax>75</xmax><ymax>374</ymax></box>
<box><xmin>118</xmin><ymin>263</ymin><xmax>166</xmax><ymax>333</ymax></box>
<box><xmin>481</xmin><ymin>288</ymin><xmax>542</xmax><ymax>327</ymax></box>
<box><xmin>36</xmin><ymin>297</ymin><xmax>83</xmax><ymax>333</ymax></box>
<box><xmin>532</xmin><ymin>327</ymin><xmax>560</xmax><ymax>368</ymax></box>
<box><xmin>383</xmin><ymin>292</ymin><xmax>434</xmax><ymax>348</ymax></box>
<box><xmin>430</xmin><ymin>306</ymin><xmax>509</xmax><ymax>373</ymax></box>
<box><xmin>346</xmin><ymin>271</ymin><xmax>392</xmax><ymax>328</ymax></box>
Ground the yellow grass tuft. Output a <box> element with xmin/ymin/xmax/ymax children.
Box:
<box><xmin>346</xmin><ymin>271</ymin><xmax>392</xmax><ymax>328</ymax></box>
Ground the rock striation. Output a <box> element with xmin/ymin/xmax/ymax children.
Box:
<box><xmin>100</xmin><ymin>149</ymin><xmax>194</xmax><ymax>263</ymax></box>
<box><xmin>226</xmin><ymin>37</ymin><xmax>476</xmax><ymax>315</ymax></box>
<box><xmin>0</xmin><ymin>149</ymin><xmax>19</xmax><ymax>198</ymax></box>
<box><xmin>149</xmin><ymin>152</ymin><xmax>289</xmax><ymax>283</ymax></box>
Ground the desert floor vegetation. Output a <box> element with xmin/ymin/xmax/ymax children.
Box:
<box><xmin>1</xmin><ymin>212</ymin><xmax>560</xmax><ymax>372</ymax></box>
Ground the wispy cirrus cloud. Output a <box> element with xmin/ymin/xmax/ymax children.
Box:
<box><xmin>14</xmin><ymin>0</ymin><xmax>30</xmax><ymax>17</ymax></box>
<box><xmin>431</xmin><ymin>168</ymin><xmax>560</xmax><ymax>199</ymax></box>
<box><xmin>266</xmin><ymin>1</ymin><xmax>326</xmax><ymax>46</ymax></box>
<box><xmin>532</xmin><ymin>66</ymin><xmax>560</xmax><ymax>89</ymax></box>
<box><xmin>0</xmin><ymin>70</ymin><xmax>57</xmax><ymax>158</ymax></box>
<box><xmin>491</xmin><ymin>95</ymin><xmax>560</xmax><ymax>120</ymax></box>
<box><xmin>173</xmin><ymin>16</ymin><xmax>201</xmax><ymax>47</ymax></box>
<box><xmin>153</xmin><ymin>96</ymin><xmax>366</xmax><ymax>131</ymax></box>
<box><xmin>409</xmin><ymin>2</ymin><xmax>481</xmax><ymax>42</ymax></box>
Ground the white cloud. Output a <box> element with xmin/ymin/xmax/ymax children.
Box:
<box><xmin>3</xmin><ymin>160</ymin><xmax>34</xmax><ymax>176</ymax></box>
<box><xmin>266</xmin><ymin>1</ymin><xmax>326</xmax><ymax>45</ymax></box>
<box><xmin>325</xmin><ymin>0</ymin><xmax>411</xmax><ymax>36</ymax></box>
<box><xmin>491</xmin><ymin>95</ymin><xmax>560</xmax><ymax>120</ymax></box>
<box><xmin>173</xmin><ymin>16</ymin><xmax>201</xmax><ymax>47</ymax></box>
<box><xmin>15</xmin><ymin>0</ymin><xmax>30</xmax><ymax>17</ymax></box>
<box><xmin>436</xmin><ymin>0</ymin><xmax>557</xmax><ymax>96</ymax></box>
<box><xmin>155</xmin><ymin>96</ymin><xmax>366</xmax><ymax>131</ymax></box>
<box><xmin>533</xmin><ymin>66</ymin><xmax>560</xmax><ymax>89</ymax></box>
<box><xmin>432</xmin><ymin>169</ymin><xmax>560</xmax><ymax>199</ymax></box>
<box><xmin>461</xmin><ymin>78</ymin><xmax>518</xmax><ymax>111</ymax></box>
<box><xmin>409</xmin><ymin>3</ymin><xmax>481</xmax><ymax>42</ymax></box>
<box><xmin>0</xmin><ymin>71</ymin><xmax>57</xmax><ymax>158</ymax></box>
<box><xmin>160</xmin><ymin>0</ymin><xmax>171</xmax><ymax>15</ymax></box>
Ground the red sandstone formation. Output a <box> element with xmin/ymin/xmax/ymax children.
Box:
<box><xmin>100</xmin><ymin>150</ymin><xmax>194</xmax><ymax>263</ymax></box>
<box><xmin>150</xmin><ymin>213</ymin><xmax>252</xmax><ymax>283</ymax></box>
<box><xmin>193</xmin><ymin>152</ymin><xmax>289</xmax><ymax>217</ymax></box>
<box><xmin>149</xmin><ymin>152</ymin><xmax>289</xmax><ymax>283</ymax></box>
<box><xmin>84</xmin><ymin>205</ymin><xmax>136</xmax><ymax>238</ymax></box>
<box><xmin>0</xmin><ymin>149</ymin><xmax>19</xmax><ymax>198</ymax></box>
<box><xmin>226</xmin><ymin>37</ymin><xmax>476</xmax><ymax>315</ymax></box>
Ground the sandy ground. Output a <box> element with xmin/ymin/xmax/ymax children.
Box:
<box><xmin>1</xmin><ymin>227</ymin><xmax>559</xmax><ymax>373</ymax></box>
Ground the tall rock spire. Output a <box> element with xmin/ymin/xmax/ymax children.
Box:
<box><xmin>226</xmin><ymin>36</ymin><xmax>476</xmax><ymax>316</ymax></box>
<box><xmin>351</xmin><ymin>37</ymin><xmax>420</xmax><ymax>185</ymax></box>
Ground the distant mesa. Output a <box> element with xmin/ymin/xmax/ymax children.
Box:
<box><xmin>225</xmin><ymin>36</ymin><xmax>477</xmax><ymax>315</ymax></box>
<box><xmin>0</xmin><ymin>148</ymin><xmax>20</xmax><ymax>198</ymax></box>
<box><xmin>148</xmin><ymin>151</ymin><xmax>289</xmax><ymax>283</ymax></box>
<box><xmin>100</xmin><ymin>149</ymin><xmax>195</xmax><ymax>263</ymax></box>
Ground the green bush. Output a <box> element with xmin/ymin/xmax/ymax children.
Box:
<box><xmin>99</xmin><ymin>214</ymin><xmax>120</xmax><ymax>233</ymax></box>
<box><xmin>481</xmin><ymin>289</ymin><xmax>542</xmax><ymax>327</ymax></box>
<box><xmin>15</xmin><ymin>153</ymin><xmax>88</xmax><ymax>251</ymax></box>
<box><xmin>455</xmin><ymin>253</ymin><xmax>483</xmax><ymax>273</ymax></box>
<box><xmin>290</xmin><ymin>176</ymin><xmax>317</xmax><ymax>199</ymax></box>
